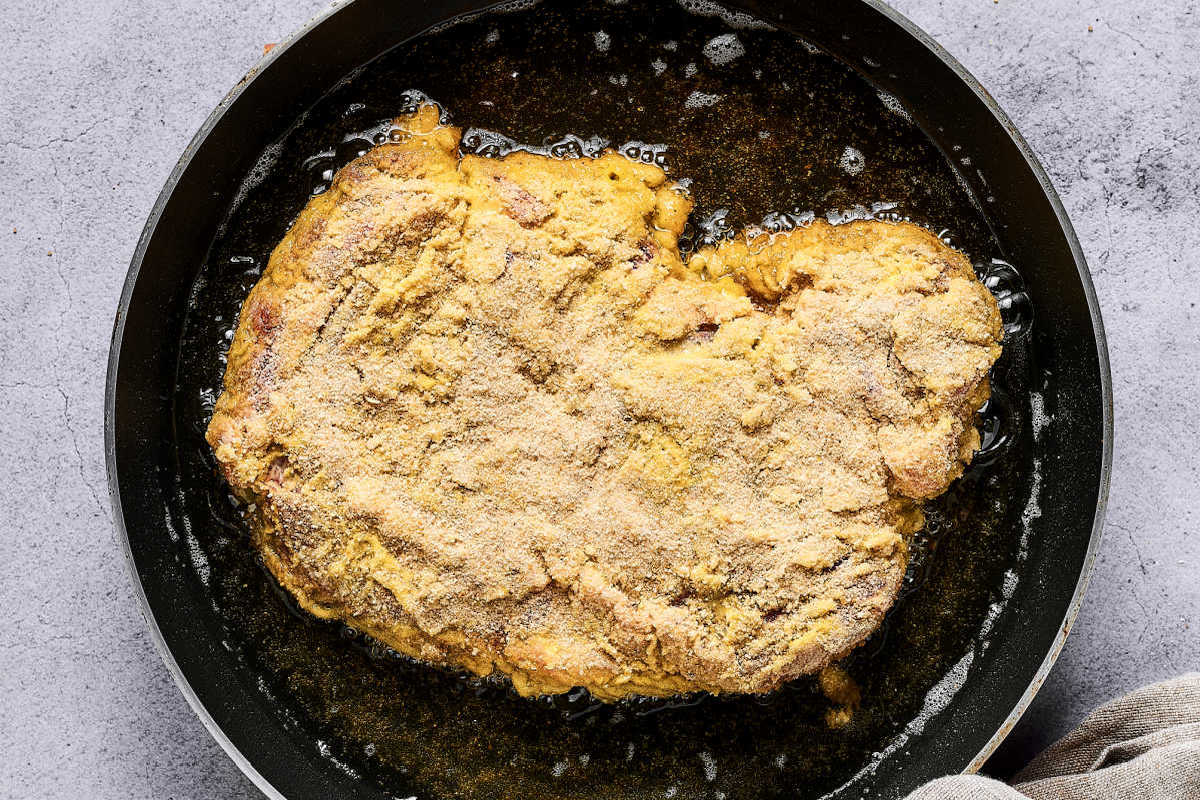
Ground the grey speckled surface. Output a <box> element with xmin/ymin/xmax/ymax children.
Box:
<box><xmin>1</xmin><ymin>0</ymin><xmax>1196</xmax><ymax>797</ymax></box>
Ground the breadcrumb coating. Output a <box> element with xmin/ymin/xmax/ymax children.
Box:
<box><xmin>207</xmin><ymin>105</ymin><xmax>1002</xmax><ymax>699</ymax></box>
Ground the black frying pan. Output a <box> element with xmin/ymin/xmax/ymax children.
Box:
<box><xmin>106</xmin><ymin>1</ymin><xmax>1112</xmax><ymax>798</ymax></box>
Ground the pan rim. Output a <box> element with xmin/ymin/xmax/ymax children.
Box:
<box><xmin>105</xmin><ymin>0</ymin><xmax>1113</xmax><ymax>796</ymax></box>
<box><xmin>853</xmin><ymin>0</ymin><xmax>1113</xmax><ymax>773</ymax></box>
<box><xmin>105</xmin><ymin>4</ymin><xmax>354</xmax><ymax>798</ymax></box>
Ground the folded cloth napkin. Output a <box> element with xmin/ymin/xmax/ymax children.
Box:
<box><xmin>907</xmin><ymin>674</ymin><xmax>1200</xmax><ymax>800</ymax></box>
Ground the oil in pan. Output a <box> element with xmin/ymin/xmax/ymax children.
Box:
<box><xmin>173</xmin><ymin>1</ymin><xmax>1038</xmax><ymax>797</ymax></box>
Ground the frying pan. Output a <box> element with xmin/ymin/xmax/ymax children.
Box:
<box><xmin>106</xmin><ymin>0</ymin><xmax>1112</xmax><ymax>798</ymax></box>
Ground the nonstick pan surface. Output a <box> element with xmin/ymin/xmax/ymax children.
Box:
<box><xmin>107</xmin><ymin>1</ymin><xmax>1112</xmax><ymax>798</ymax></box>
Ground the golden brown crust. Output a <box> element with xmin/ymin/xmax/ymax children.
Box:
<box><xmin>207</xmin><ymin>105</ymin><xmax>1003</xmax><ymax>700</ymax></box>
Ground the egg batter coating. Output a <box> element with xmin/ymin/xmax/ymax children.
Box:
<box><xmin>207</xmin><ymin>105</ymin><xmax>1003</xmax><ymax>699</ymax></box>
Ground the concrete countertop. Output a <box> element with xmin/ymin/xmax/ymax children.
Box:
<box><xmin>2</xmin><ymin>0</ymin><xmax>1196</xmax><ymax>796</ymax></box>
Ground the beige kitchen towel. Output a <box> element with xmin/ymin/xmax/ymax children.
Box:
<box><xmin>907</xmin><ymin>673</ymin><xmax>1200</xmax><ymax>800</ymax></box>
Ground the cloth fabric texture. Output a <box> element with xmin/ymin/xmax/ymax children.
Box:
<box><xmin>907</xmin><ymin>673</ymin><xmax>1200</xmax><ymax>800</ymax></box>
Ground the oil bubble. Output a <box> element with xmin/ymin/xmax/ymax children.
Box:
<box><xmin>694</xmin><ymin>208</ymin><xmax>734</xmax><ymax>246</ymax></box>
<box><xmin>684</xmin><ymin>90</ymin><xmax>722</xmax><ymax>109</ymax></box>
<box><xmin>973</xmin><ymin>388</ymin><xmax>1014</xmax><ymax>465</ymax></box>
<box><xmin>979</xmin><ymin>259</ymin><xmax>1034</xmax><ymax>338</ymax></box>
<box><xmin>826</xmin><ymin>202</ymin><xmax>895</xmax><ymax>224</ymax></box>
<box><xmin>838</xmin><ymin>146</ymin><xmax>866</xmax><ymax>175</ymax></box>
<box><xmin>620</xmin><ymin>140</ymin><xmax>670</xmax><ymax>168</ymax></box>
<box><xmin>336</xmin><ymin>137</ymin><xmax>372</xmax><ymax>164</ymax></box>
<box><xmin>676</xmin><ymin>0</ymin><xmax>776</xmax><ymax>30</ymax></box>
<box><xmin>762</xmin><ymin>209</ymin><xmax>815</xmax><ymax>233</ymax></box>
<box><xmin>460</xmin><ymin>128</ymin><xmax>520</xmax><ymax>158</ymax></box>
<box><xmin>302</xmin><ymin>154</ymin><xmax>335</xmax><ymax>196</ymax></box>
<box><xmin>877</xmin><ymin>89</ymin><xmax>913</xmax><ymax>121</ymax></box>
<box><xmin>703</xmin><ymin>33</ymin><xmax>745</xmax><ymax>65</ymax></box>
